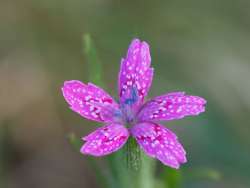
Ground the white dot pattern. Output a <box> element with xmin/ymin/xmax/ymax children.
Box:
<box><xmin>81</xmin><ymin>123</ymin><xmax>129</xmax><ymax>156</ymax></box>
<box><xmin>131</xmin><ymin>122</ymin><xmax>186</xmax><ymax>169</ymax></box>
<box><xmin>62</xmin><ymin>80</ymin><xmax>120</xmax><ymax>122</ymax></box>
<box><xmin>118</xmin><ymin>39</ymin><xmax>153</xmax><ymax>110</ymax></box>
<box><xmin>138</xmin><ymin>92</ymin><xmax>206</xmax><ymax>122</ymax></box>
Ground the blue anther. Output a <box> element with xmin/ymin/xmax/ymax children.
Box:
<box><xmin>114</xmin><ymin>110</ymin><xmax>122</xmax><ymax>117</ymax></box>
<box><xmin>124</xmin><ymin>86</ymin><xmax>138</xmax><ymax>105</ymax></box>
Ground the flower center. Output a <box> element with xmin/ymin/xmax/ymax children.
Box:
<box><xmin>123</xmin><ymin>104</ymin><xmax>136</xmax><ymax>125</ymax></box>
<box><xmin>120</xmin><ymin>86</ymin><xmax>140</xmax><ymax>126</ymax></box>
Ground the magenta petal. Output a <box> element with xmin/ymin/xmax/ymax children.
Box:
<box><xmin>138</xmin><ymin>92</ymin><xmax>206</xmax><ymax>122</ymax></box>
<box><xmin>131</xmin><ymin>122</ymin><xmax>187</xmax><ymax>169</ymax></box>
<box><xmin>62</xmin><ymin>80</ymin><xmax>121</xmax><ymax>122</ymax></box>
<box><xmin>81</xmin><ymin>123</ymin><xmax>129</xmax><ymax>156</ymax></box>
<box><xmin>118</xmin><ymin>39</ymin><xmax>153</xmax><ymax>110</ymax></box>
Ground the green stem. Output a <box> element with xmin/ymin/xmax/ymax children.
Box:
<box><xmin>125</xmin><ymin>137</ymin><xmax>141</xmax><ymax>171</ymax></box>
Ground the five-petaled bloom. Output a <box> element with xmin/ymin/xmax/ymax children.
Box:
<box><xmin>61</xmin><ymin>38</ymin><xmax>206</xmax><ymax>169</ymax></box>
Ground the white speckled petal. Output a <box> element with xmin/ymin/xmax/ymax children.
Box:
<box><xmin>118</xmin><ymin>39</ymin><xmax>153</xmax><ymax>111</ymax></box>
<box><xmin>81</xmin><ymin>123</ymin><xmax>129</xmax><ymax>156</ymax></box>
<box><xmin>62</xmin><ymin>80</ymin><xmax>121</xmax><ymax>122</ymax></box>
<box><xmin>131</xmin><ymin>122</ymin><xmax>187</xmax><ymax>169</ymax></box>
<box><xmin>137</xmin><ymin>92</ymin><xmax>206</xmax><ymax>122</ymax></box>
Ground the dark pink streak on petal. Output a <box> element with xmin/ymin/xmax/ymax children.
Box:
<box><xmin>118</xmin><ymin>39</ymin><xmax>153</xmax><ymax>110</ymax></box>
<box><xmin>137</xmin><ymin>92</ymin><xmax>206</xmax><ymax>122</ymax></box>
<box><xmin>62</xmin><ymin>80</ymin><xmax>120</xmax><ymax>123</ymax></box>
<box><xmin>81</xmin><ymin>123</ymin><xmax>129</xmax><ymax>156</ymax></box>
<box><xmin>131</xmin><ymin>122</ymin><xmax>186</xmax><ymax>169</ymax></box>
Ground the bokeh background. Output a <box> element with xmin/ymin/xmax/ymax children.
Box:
<box><xmin>1</xmin><ymin>0</ymin><xmax>250</xmax><ymax>187</ymax></box>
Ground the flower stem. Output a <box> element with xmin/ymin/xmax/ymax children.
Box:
<box><xmin>125</xmin><ymin>137</ymin><xmax>141</xmax><ymax>171</ymax></box>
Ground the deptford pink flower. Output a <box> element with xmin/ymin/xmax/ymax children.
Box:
<box><xmin>61</xmin><ymin>39</ymin><xmax>206</xmax><ymax>169</ymax></box>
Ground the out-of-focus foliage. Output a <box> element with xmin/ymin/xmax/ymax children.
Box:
<box><xmin>83</xmin><ymin>34</ymin><xmax>104</xmax><ymax>87</ymax></box>
<box><xmin>1</xmin><ymin>0</ymin><xmax>250</xmax><ymax>188</ymax></box>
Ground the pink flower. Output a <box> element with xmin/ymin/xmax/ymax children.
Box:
<box><xmin>61</xmin><ymin>39</ymin><xmax>206</xmax><ymax>169</ymax></box>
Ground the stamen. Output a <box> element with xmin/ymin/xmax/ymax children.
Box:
<box><xmin>122</xmin><ymin>86</ymin><xmax>139</xmax><ymax>124</ymax></box>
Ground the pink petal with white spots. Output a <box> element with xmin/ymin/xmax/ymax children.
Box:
<box><xmin>138</xmin><ymin>92</ymin><xmax>206</xmax><ymax>122</ymax></box>
<box><xmin>131</xmin><ymin>122</ymin><xmax>186</xmax><ymax>169</ymax></box>
<box><xmin>118</xmin><ymin>39</ymin><xmax>153</xmax><ymax>110</ymax></box>
<box><xmin>81</xmin><ymin>123</ymin><xmax>129</xmax><ymax>156</ymax></box>
<box><xmin>62</xmin><ymin>80</ymin><xmax>121</xmax><ymax>123</ymax></box>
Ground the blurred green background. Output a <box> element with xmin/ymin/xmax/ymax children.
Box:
<box><xmin>1</xmin><ymin>0</ymin><xmax>250</xmax><ymax>187</ymax></box>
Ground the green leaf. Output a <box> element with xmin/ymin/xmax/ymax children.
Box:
<box><xmin>82</xmin><ymin>34</ymin><xmax>104</xmax><ymax>87</ymax></box>
<box><xmin>161</xmin><ymin>167</ymin><xmax>182</xmax><ymax>188</ymax></box>
<box><xmin>138</xmin><ymin>154</ymin><xmax>156</xmax><ymax>188</ymax></box>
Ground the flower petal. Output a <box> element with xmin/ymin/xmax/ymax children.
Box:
<box><xmin>138</xmin><ymin>92</ymin><xmax>206</xmax><ymax>122</ymax></box>
<box><xmin>118</xmin><ymin>39</ymin><xmax>153</xmax><ymax>111</ymax></box>
<box><xmin>81</xmin><ymin>123</ymin><xmax>129</xmax><ymax>156</ymax></box>
<box><xmin>131</xmin><ymin>122</ymin><xmax>186</xmax><ymax>169</ymax></box>
<box><xmin>62</xmin><ymin>80</ymin><xmax>121</xmax><ymax>123</ymax></box>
